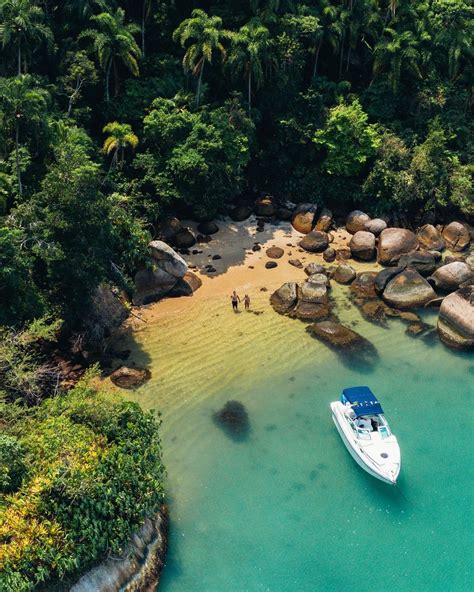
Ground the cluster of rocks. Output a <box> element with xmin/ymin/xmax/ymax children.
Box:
<box><xmin>270</xmin><ymin>209</ymin><xmax>474</xmax><ymax>350</ymax></box>
<box><xmin>158</xmin><ymin>216</ymin><xmax>220</xmax><ymax>250</ymax></box>
<box><xmin>133</xmin><ymin>240</ymin><xmax>201</xmax><ymax>305</ymax></box>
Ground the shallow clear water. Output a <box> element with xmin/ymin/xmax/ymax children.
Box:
<box><xmin>122</xmin><ymin>289</ymin><xmax>474</xmax><ymax>592</ymax></box>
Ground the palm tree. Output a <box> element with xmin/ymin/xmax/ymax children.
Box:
<box><xmin>0</xmin><ymin>75</ymin><xmax>49</xmax><ymax>196</ymax></box>
<box><xmin>372</xmin><ymin>28</ymin><xmax>422</xmax><ymax>92</ymax></box>
<box><xmin>0</xmin><ymin>0</ymin><xmax>53</xmax><ymax>75</ymax></box>
<box><xmin>431</xmin><ymin>0</ymin><xmax>472</xmax><ymax>79</ymax></box>
<box><xmin>311</xmin><ymin>0</ymin><xmax>340</xmax><ymax>79</ymax></box>
<box><xmin>228</xmin><ymin>19</ymin><xmax>272</xmax><ymax>113</ymax></box>
<box><xmin>173</xmin><ymin>9</ymin><xmax>228</xmax><ymax>107</ymax></box>
<box><xmin>102</xmin><ymin>121</ymin><xmax>138</xmax><ymax>169</ymax></box>
<box><xmin>80</xmin><ymin>8</ymin><xmax>141</xmax><ymax>101</ymax></box>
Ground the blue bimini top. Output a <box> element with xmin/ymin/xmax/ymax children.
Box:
<box><xmin>342</xmin><ymin>386</ymin><xmax>384</xmax><ymax>417</ymax></box>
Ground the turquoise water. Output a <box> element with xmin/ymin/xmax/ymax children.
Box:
<box><xmin>127</xmin><ymin>294</ymin><xmax>474</xmax><ymax>592</ymax></box>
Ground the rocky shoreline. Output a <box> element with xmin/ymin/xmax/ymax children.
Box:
<box><xmin>266</xmin><ymin>206</ymin><xmax>473</xmax><ymax>350</ymax></box>
<box><xmin>70</xmin><ymin>507</ymin><xmax>168</xmax><ymax>592</ymax></box>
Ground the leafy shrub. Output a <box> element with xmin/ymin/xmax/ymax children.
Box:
<box><xmin>0</xmin><ymin>374</ymin><xmax>165</xmax><ymax>591</ymax></box>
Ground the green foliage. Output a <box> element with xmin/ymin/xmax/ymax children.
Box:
<box><xmin>314</xmin><ymin>99</ymin><xmax>381</xmax><ymax>177</ymax></box>
<box><xmin>137</xmin><ymin>97</ymin><xmax>254</xmax><ymax>214</ymax></box>
<box><xmin>0</xmin><ymin>434</ymin><xmax>26</xmax><ymax>493</ymax></box>
<box><xmin>0</xmin><ymin>226</ymin><xmax>44</xmax><ymax>325</ymax></box>
<box><xmin>0</xmin><ymin>375</ymin><xmax>165</xmax><ymax>591</ymax></box>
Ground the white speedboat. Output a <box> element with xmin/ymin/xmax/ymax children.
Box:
<box><xmin>331</xmin><ymin>386</ymin><xmax>401</xmax><ymax>485</ymax></box>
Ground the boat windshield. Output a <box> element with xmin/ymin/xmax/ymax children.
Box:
<box><xmin>348</xmin><ymin>414</ymin><xmax>391</xmax><ymax>440</ymax></box>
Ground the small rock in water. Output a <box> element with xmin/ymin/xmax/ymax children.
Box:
<box><xmin>212</xmin><ymin>400</ymin><xmax>250</xmax><ymax>441</ymax></box>
<box><xmin>212</xmin><ymin>254</ymin><xmax>222</xmax><ymax>260</ymax></box>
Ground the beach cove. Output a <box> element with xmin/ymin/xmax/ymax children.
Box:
<box><xmin>109</xmin><ymin>217</ymin><xmax>474</xmax><ymax>592</ymax></box>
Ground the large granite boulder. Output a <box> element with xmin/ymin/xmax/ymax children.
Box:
<box><xmin>110</xmin><ymin>366</ymin><xmax>151</xmax><ymax>389</ymax></box>
<box><xmin>255</xmin><ymin>196</ymin><xmax>276</xmax><ymax>217</ymax></box>
<box><xmin>430</xmin><ymin>262</ymin><xmax>474</xmax><ymax>292</ymax></box>
<box><xmin>350</xmin><ymin>272</ymin><xmax>378</xmax><ymax>301</ymax></box>
<box><xmin>173</xmin><ymin>227</ymin><xmax>197</xmax><ymax>249</ymax></box>
<box><xmin>291</xmin><ymin>204</ymin><xmax>317</xmax><ymax>234</ymax></box>
<box><xmin>133</xmin><ymin>267</ymin><xmax>178</xmax><ymax>305</ymax></box>
<box><xmin>437</xmin><ymin>286</ymin><xmax>474</xmax><ymax>349</ymax></box>
<box><xmin>270</xmin><ymin>282</ymin><xmax>298</xmax><ymax>314</ymax></box>
<box><xmin>416</xmin><ymin>224</ymin><xmax>445</xmax><ymax>251</ymax></box>
<box><xmin>315</xmin><ymin>208</ymin><xmax>333</xmax><ymax>232</ymax></box>
<box><xmin>346</xmin><ymin>210</ymin><xmax>371</xmax><ymax>234</ymax></box>
<box><xmin>197</xmin><ymin>221</ymin><xmax>219</xmax><ymax>235</ymax></box>
<box><xmin>304</xmin><ymin>263</ymin><xmax>327</xmax><ymax>276</ymax></box>
<box><xmin>300</xmin><ymin>230</ymin><xmax>329</xmax><ymax>253</ymax></box>
<box><xmin>230</xmin><ymin>205</ymin><xmax>252</xmax><ymax>221</ymax></box>
<box><xmin>323</xmin><ymin>247</ymin><xmax>336</xmax><ymax>262</ymax></box>
<box><xmin>374</xmin><ymin>267</ymin><xmax>404</xmax><ymax>295</ymax></box>
<box><xmin>292</xmin><ymin>301</ymin><xmax>331</xmax><ymax>322</ymax></box>
<box><xmin>349</xmin><ymin>231</ymin><xmax>376</xmax><ymax>261</ymax></box>
<box><xmin>398</xmin><ymin>250</ymin><xmax>437</xmax><ymax>276</ymax></box>
<box><xmin>299</xmin><ymin>281</ymin><xmax>328</xmax><ymax>304</ymax></box>
<box><xmin>442</xmin><ymin>222</ymin><xmax>470</xmax><ymax>252</ymax></box>
<box><xmin>333</xmin><ymin>264</ymin><xmax>356</xmax><ymax>284</ymax></box>
<box><xmin>168</xmin><ymin>271</ymin><xmax>202</xmax><ymax>296</ymax></box>
<box><xmin>158</xmin><ymin>216</ymin><xmax>183</xmax><ymax>241</ymax></box>
<box><xmin>364</xmin><ymin>218</ymin><xmax>387</xmax><ymax>236</ymax></box>
<box><xmin>382</xmin><ymin>269</ymin><xmax>436</xmax><ymax>309</ymax></box>
<box><xmin>149</xmin><ymin>240</ymin><xmax>188</xmax><ymax>278</ymax></box>
<box><xmin>377</xmin><ymin>228</ymin><xmax>418</xmax><ymax>265</ymax></box>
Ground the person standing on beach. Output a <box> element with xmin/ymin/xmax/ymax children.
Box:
<box><xmin>231</xmin><ymin>291</ymin><xmax>241</xmax><ymax>312</ymax></box>
<box><xmin>243</xmin><ymin>294</ymin><xmax>251</xmax><ymax>311</ymax></box>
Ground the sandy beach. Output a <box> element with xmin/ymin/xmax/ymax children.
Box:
<box><xmin>125</xmin><ymin>217</ymin><xmax>379</xmax><ymax>329</ymax></box>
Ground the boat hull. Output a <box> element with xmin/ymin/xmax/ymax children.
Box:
<box><xmin>331</xmin><ymin>402</ymin><xmax>400</xmax><ymax>485</ymax></box>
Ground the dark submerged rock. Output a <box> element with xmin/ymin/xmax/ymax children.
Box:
<box><xmin>306</xmin><ymin>320</ymin><xmax>378</xmax><ymax>369</ymax></box>
<box><xmin>213</xmin><ymin>400</ymin><xmax>250</xmax><ymax>441</ymax></box>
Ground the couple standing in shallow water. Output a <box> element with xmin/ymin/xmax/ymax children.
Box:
<box><xmin>231</xmin><ymin>291</ymin><xmax>250</xmax><ymax>312</ymax></box>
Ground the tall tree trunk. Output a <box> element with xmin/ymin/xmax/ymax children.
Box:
<box><xmin>346</xmin><ymin>45</ymin><xmax>352</xmax><ymax>73</ymax></box>
<box><xmin>15</xmin><ymin>121</ymin><xmax>22</xmax><ymax>197</ymax></box>
<box><xmin>313</xmin><ymin>41</ymin><xmax>322</xmax><ymax>78</ymax></box>
<box><xmin>105</xmin><ymin>58</ymin><xmax>112</xmax><ymax>101</ymax></box>
<box><xmin>248</xmin><ymin>68</ymin><xmax>252</xmax><ymax>114</ymax></box>
<box><xmin>113</xmin><ymin>60</ymin><xmax>120</xmax><ymax>96</ymax></box>
<box><xmin>17</xmin><ymin>43</ymin><xmax>21</xmax><ymax>76</ymax></box>
<box><xmin>196</xmin><ymin>59</ymin><xmax>205</xmax><ymax>107</ymax></box>
<box><xmin>141</xmin><ymin>0</ymin><xmax>146</xmax><ymax>56</ymax></box>
<box><xmin>339</xmin><ymin>30</ymin><xmax>346</xmax><ymax>79</ymax></box>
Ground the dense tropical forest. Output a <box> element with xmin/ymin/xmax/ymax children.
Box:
<box><xmin>0</xmin><ymin>0</ymin><xmax>472</xmax><ymax>589</ymax></box>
